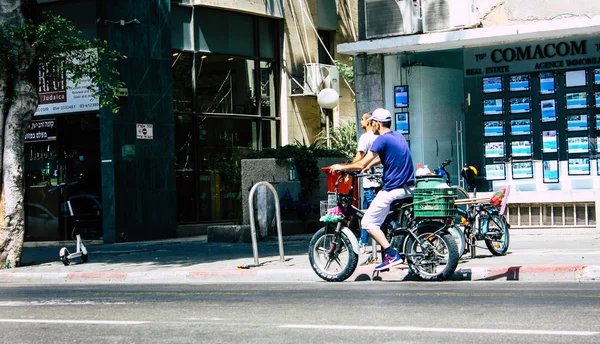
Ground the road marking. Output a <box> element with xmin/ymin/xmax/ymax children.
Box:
<box><xmin>378</xmin><ymin>291</ymin><xmax>600</xmax><ymax>298</ymax></box>
<box><xmin>0</xmin><ymin>301</ymin><xmax>130</xmax><ymax>306</ymax></box>
<box><xmin>281</xmin><ymin>324</ymin><xmax>598</xmax><ymax>336</ymax></box>
<box><xmin>0</xmin><ymin>319</ymin><xmax>146</xmax><ymax>325</ymax></box>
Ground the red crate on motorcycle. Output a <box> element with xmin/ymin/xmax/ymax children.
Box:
<box><xmin>321</xmin><ymin>168</ymin><xmax>358</xmax><ymax>205</ymax></box>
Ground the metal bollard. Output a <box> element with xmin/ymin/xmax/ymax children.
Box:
<box><xmin>248</xmin><ymin>181</ymin><xmax>285</xmax><ymax>265</ymax></box>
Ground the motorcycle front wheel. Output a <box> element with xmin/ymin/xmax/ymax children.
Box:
<box><xmin>308</xmin><ymin>226</ymin><xmax>358</xmax><ymax>282</ymax></box>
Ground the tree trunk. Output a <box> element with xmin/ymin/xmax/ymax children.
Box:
<box><xmin>0</xmin><ymin>69</ymin><xmax>6</xmax><ymax>168</ymax></box>
<box><xmin>0</xmin><ymin>0</ymin><xmax>38</xmax><ymax>267</ymax></box>
<box><xmin>0</xmin><ymin>78</ymin><xmax>37</xmax><ymax>267</ymax></box>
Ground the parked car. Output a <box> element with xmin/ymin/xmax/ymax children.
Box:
<box><xmin>25</xmin><ymin>203</ymin><xmax>59</xmax><ymax>241</ymax></box>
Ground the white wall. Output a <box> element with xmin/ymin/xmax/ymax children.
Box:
<box><xmin>384</xmin><ymin>57</ymin><xmax>465</xmax><ymax>185</ymax></box>
<box><xmin>478</xmin><ymin>0</ymin><xmax>600</xmax><ymax>25</ymax></box>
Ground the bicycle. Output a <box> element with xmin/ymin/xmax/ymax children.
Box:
<box><xmin>455</xmin><ymin>167</ymin><xmax>511</xmax><ymax>259</ymax></box>
<box><xmin>308</xmin><ymin>171</ymin><xmax>459</xmax><ymax>282</ymax></box>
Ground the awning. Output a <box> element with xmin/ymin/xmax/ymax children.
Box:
<box><xmin>338</xmin><ymin>16</ymin><xmax>600</xmax><ymax>56</ymax></box>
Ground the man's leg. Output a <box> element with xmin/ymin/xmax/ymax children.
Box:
<box><xmin>362</xmin><ymin>188</ymin><xmax>410</xmax><ymax>270</ymax></box>
<box><xmin>359</xmin><ymin>188</ymin><xmax>376</xmax><ymax>251</ymax></box>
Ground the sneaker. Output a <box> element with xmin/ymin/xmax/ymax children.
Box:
<box><xmin>375</xmin><ymin>253</ymin><xmax>403</xmax><ymax>271</ymax></box>
<box><xmin>359</xmin><ymin>244</ymin><xmax>366</xmax><ymax>255</ymax></box>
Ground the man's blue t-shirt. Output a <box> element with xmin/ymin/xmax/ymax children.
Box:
<box><xmin>370</xmin><ymin>131</ymin><xmax>414</xmax><ymax>191</ymax></box>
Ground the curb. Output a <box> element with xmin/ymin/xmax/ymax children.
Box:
<box><xmin>454</xmin><ymin>265</ymin><xmax>600</xmax><ymax>282</ymax></box>
<box><xmin>1</xmin><ymin>265</ymin><xmax>599</xmax><ymax>284</ymax></box>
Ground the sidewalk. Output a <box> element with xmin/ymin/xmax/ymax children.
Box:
<box><xmin>1</xmin><ymin>227</ymin><xmax>599</xmax><ymax>284</ymax></box>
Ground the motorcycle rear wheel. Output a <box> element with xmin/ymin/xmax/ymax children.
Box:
<box><xmin>406</xmin><ymin>228</ymin><xmax>459</xmax><ymax>281</ymax></box>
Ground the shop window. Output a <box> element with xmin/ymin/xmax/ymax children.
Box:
<box><xmin>259</xmin><ymin>61</ymin><xmax>276</xmax><ymax>117</ymax></box>
<box><xmin>24</xmin><ymin>114</ymin><xmax>102</xmax><ymax>241</ymax></box>
<box><xmin>172</xmin><ymin>51</ymin><xmax>194</xmax><ymax>112</ymax></box>
<box><xmin>262</xmin><ymin>119</ymin><xmax>278</xmax><ymax>149</ymax></box>
<box><xmin>196</xmin><ymin>55</ymin><xmax>256</xmax><ymax>114</ymax></box>
<box><xmin>172</xmin><ymin>6</ymin><xmax>281</xmax><ymax>224</ymax></box>
<box><xmin>175</xmin><ymin>115</ymin><xmax>197</xmax><ymax>223</ymax></box>
<box><xmin>196</xmin><ymin>117</ymin><xmax>257</xmax><ymax>221</ymax></box>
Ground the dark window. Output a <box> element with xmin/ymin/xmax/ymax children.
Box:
<box><xmin>259</xmin><ymin>61</ymin><xmax>276</xmax><ymax>117</ymax></box>
<box><xmin>196</xmin><ymin>55</ymin><xmax>256</xmax><ymax>114</ymax></box>
<box><xmin>175</xmin><ymin>115</ymin><xmax>197</xmax><ymax>223</ymax></box>
<box><xmin>318</xmin><ymin>30</ymin><xmax>333</xmax><ymax>65</ymax></box>
<box><xmin>172</xmin><ymin>52</ymin><xmax>194</xmax><ymax>112</ymax></box>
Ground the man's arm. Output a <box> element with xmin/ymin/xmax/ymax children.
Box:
<box><xmin>329</xmin><ymin>151</ymin><xmax>378</xmax><ymax>173</ymax></box>
<box><xmin>353</xmin><ymin>133</ymin><xmax>368</xmax><ymax>163</ymax></box>
<box><xmin>361</xmin><ymin>156</ymin><xmax>381</xmax><ymax>173</ymax></box>
<box><xmin>352</xmin><ymin>151</ymin><xmax>365</xmax><ymax>163</ymax></box>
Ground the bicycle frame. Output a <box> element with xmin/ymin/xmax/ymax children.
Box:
<box><xmin>460</xmin><ymin>201</ymin><xmax>507</xmax><ymax>230</ymax></box>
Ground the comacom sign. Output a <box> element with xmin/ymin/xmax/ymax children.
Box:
<box><xmin>464</xmin><ymin>38</ymin><xmax>600</xmax><ymax>77</ymax></box>
<box><xmin>34</xmin><ymin>50</ymin><xmax>100</xmax><ymax>116</ymax></box>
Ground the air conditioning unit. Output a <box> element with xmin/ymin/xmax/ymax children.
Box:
<box><xmin>364</xmin><ymin>0</ymin><xmax>423</xmax><ymax>39</ymax></box>
<box><xmin>303</xmin><ymin>63</ymin><xmax>340</xmax><ymax>96</ymax></box>
<box><xmin>422</xmin><ymin>0</ymin><xmax>479</xmax><ymax>33</ymax></box>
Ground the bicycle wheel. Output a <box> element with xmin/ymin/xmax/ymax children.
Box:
<box><xmin>308</xmin><ymin>226</ymin><xmax>358</xmax><ymax>282</ymax></box>
<box><xmin>448</xmin><ymin>225</ymin><xmax>467</xmax><ymax>258</ymax></box>
<box><xmin>484</xmin><ymin>214</ymin><xmax>510</xmax><ymax>256</ymax></box>
<box><xmin>406</xmin><ymin>226</ymin><xmax>459</xmax><ymax>281</ymax></box>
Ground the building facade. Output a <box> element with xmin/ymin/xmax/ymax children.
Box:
<box><xmin>340</xmin><ymin>0</ymin><xmax>599</xmax><ymax>229</ymax></box>
<box><xmin>25</xmin><ymin>0</ymin><xmax>358</xmax><ymax>241</ymax></box>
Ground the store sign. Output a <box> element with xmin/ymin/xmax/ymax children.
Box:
<box><xmin>136</xmin><ymin>123</ymin><xmax>153</xmax><ymax>140</ymax></box>
<box><xmin>24</xmin><ymin>119</ymin><xmax>57</xmax><ymax>142</ymax></box>
<box><xmin>464</xmin><ymin>38</ymin><xmax>600</xmax><ymax>77</ymax></box>
<box><xmin>34</xmin><ymin>49</ymin><xmax>99</xmax><ymax>116</ymax></box>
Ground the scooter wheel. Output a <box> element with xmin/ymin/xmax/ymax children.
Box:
<box><xmin>59</xmin><ymin>247</ymin><xmax>71</xmax><ymax>266</ymax></box>
<box><xmin>61</xmin><ymin>255</ymin><xmax>70</xmax><ymax>266</ymax></box>
<box><xmin>81</xmin><ymin>253</ymin><xmax>88</xmax><ymax>263</ymax></box>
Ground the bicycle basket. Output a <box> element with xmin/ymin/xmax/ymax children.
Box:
<box><xmin>320</xmin><ymin>201</ymin><xmax>338</xmax><ymax>217</ymax></box>
<box><xmin>413</xmin><ymin>188</ymin><xmax>457</xmax><ymax>218</ymax></box>
<box><xmin>319</xmin><ymin>200</ymin><xmax>344</xmax><ymax>222</ymax></box>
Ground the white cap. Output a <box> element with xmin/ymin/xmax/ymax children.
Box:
<box><xmin>370</xmin><ymin>108</ymin><xmax>392</xmax><ymax>122</ymax></box>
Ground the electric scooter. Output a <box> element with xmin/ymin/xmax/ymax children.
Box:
<box><xmin>59</xmin><ymin>200</ymin><xmax>88</xmax><ymax>265</ymax></box>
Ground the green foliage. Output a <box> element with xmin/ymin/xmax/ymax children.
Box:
<box><xmin>2</xmin><ymin>259</ymin><xmax>11</xmax><ymax>269</ymax></box>
<box><xmin>248</xmin><ymin>141</ymin><xmax>346</xmax><ymax>201</ymax></box>
<box><xmin>333</xmin><ymin>58</ymin><xmax>354</xmax><ymax>88</ymax></box>
<box><xmin>316</xmin><ymin>120</ymin><xmax>357</xmax><ymax>159</ymax></box>
<box><xmin>0</xmin><ymin>12</ymin><xmax>124</xmax><ymax>113</ymax></box>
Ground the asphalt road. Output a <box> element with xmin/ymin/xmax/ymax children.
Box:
<box><xmin>1</xmin><ymin>282</ymin><xmax>599</xmax><ymax>343</ymax></box>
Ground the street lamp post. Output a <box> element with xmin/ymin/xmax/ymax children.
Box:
<box><xmin>317</xmin><ymin>88</ymin><xmax>339</xmax><ymax>148</ymax></box>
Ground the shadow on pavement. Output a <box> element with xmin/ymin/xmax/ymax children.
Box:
<box><xmin>20</xmin><ymin>238</ymin><xmax>312</xmax><ymax>268</ymax></box>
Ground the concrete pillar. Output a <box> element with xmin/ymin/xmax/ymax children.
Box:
<box><xmin>354</xmin><ymin>54</ymin><xmax>385</xmax><ymax>118</ymax></box>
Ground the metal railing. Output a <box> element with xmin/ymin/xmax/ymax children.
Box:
<box><xmin>505</xmin><ymin>203</ymin><xmax>596</xmax><ymax>228</ymax></box>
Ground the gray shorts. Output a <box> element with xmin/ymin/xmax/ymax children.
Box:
<box><xmin>362</xmin><ymin>187</ymin><xmax>413</xmax><ymax>231</ymax></box>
